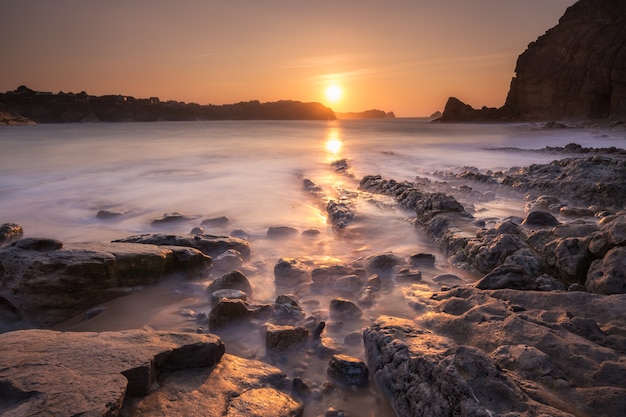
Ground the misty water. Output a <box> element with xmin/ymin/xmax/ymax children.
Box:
<box><xmin>1</xmin><ymin>119</ymin><xmax>624</xmax><ymax>416</ymax></box>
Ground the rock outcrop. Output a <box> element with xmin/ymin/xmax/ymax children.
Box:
<box><xmin>438</xmin><ymin>0</ymin><xmax>626</xmax><ymax>122</ymax></box>
<box><xmin>0</xmin><ymin>328</ymin><xmax>303</xmax><ymax>417</ymax></box>
<box><xmin>0</xmin><ymin>238</ymin><xmax>212</xmax><ymax>328</ymax></box>
<box><xmin>364</xmin><ymin>287</ymin><xmax>626</xmax><ymax>417</ymax></box>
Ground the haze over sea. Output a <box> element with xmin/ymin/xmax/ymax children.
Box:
<box><xmin>2</xmin><ymin>119</ymin><xmax>625</xmax><ymax>416</ymax></box>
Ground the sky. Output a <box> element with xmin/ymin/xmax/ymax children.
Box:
<box><xmin>0</xmin><ymin>0</ymin><xmax>577</xmax><ymax>117</ymax></box>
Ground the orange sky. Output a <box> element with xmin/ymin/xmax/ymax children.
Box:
<box><xmin>0</xmin><ymin>0</ymin><xmax>577</xmax><ymax>116</ymax></box>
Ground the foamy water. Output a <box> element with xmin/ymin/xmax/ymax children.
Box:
<box><xmin>2</xmin><ymin>120</ymin><xmax>624</xmax><ymax>416</ymax></box>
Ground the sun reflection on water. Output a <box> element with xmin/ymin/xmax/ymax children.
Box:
<box><xmin>325</xmin><ymin>128</ymin><xmax>343</xmax><ymax>158</ymax></box>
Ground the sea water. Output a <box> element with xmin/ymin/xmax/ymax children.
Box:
<box><xmin>1</xmin><ymin>119</ymin><xmax>624</xmax><ymax>415</ymax></box>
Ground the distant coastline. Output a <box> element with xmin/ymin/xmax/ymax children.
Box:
<box><xmin>0</xmin><ymin>86</ymin><xmax>342</xmax><ymax>124</ymax></box>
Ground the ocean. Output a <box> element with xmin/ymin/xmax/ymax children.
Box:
<box><xmin>1</xmin><ymin>119</ymin><xmax>624</xmax><ymax>416</ymax></box>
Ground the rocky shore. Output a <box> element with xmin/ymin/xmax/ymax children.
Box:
<box><xmin>1</xmin><ymin>144</ymin><xmax>625</xmax><ymax>416</ymax></box>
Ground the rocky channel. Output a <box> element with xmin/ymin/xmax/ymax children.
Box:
<box><xmin>1</xmin><ymin>144</ymin><xmax>626</xmax><ymax>417</ymax></box>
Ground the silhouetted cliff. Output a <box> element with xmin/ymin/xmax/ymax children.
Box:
<box><xmin>0</xmin><ymin>86</ymin><xmax>336</xmax><ymax>123</ymax></box>
<box><xmin>335</xmin><ymin>109</ymin><xmax>395</xmax><ymax>119</ymax></box>
<box><xmin>439</xmin><ymin>0</ymin><xmax>626</xmax><ymax>122</ymax></box>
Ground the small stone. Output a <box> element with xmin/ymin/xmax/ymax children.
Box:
<box><xmin>190</xmin><ymin>227</ymin><xmax>205</xmax><ymax>235</ymax></box>
<box><xmin>410</xmin><ymin>253</ymin><xmax>436</xmax><ymax>267</ymax></box>
<box><xmin>327</xmin><ymin>354</ymin><xmax>369</xmax><ymax>387</ymax></box>
<box><xmin>152</xmin><ymin>212</ymin><xmax>195</xmax><ymax>225</ymax></box>
<box><xmin>208</xmin><ymin>299</ymin><xmax>251</xmax><ymax>330</ymax></box>
<box><xmin>201</xmin><ymin>216</ymin><xmax>229</xmax><ymax>226</ymax></box>
<box><xmin>96</xmin><ymin>210</ymin><xmax>125</xmax><ymax>219</ymax></box>
<box><xmin>396</xmin><ymin>268</ymin><xmax>422</xmax><ymax>282</ymax></box>
<box><xmin>333</xmin><ymin>275</ymin><xmax>362</xmax><ymax>294</ymax></box>
<box><xmin>302</xmin><ymin>229</ymin><xmax>321</xmax><ymax>237</ymax></box>
<box><xmin>210</xmin><ymin>289</ymin><xmax>248</xmax><ymax>302</ymax></box>
<box><xmin>267</xmin><ymin>226</ymin><xmax>299</xmax><ymax>238</ymax></box>
<box><xmin>292</xmin><ymin>377</ymin><xmax>312</xmax><ymax>397</ymax></box>
<box><xmin>522</xmin><ymin>211</ymin><xmax>560</xmax><ymax>227</ymax></box>
<box><xmin>207</xmin><ymin>270</ymin><xmax>252</xmax><ymax>296</ymax></box>
<box><xmin>329</xmin><ymin>298</ymin><xmax>362</xmax><ymax>320</ymax></box>
<box><xmin>266</xmin><ymin>323</ymin><xmax>309</xmax><ymax>351</ymax></box>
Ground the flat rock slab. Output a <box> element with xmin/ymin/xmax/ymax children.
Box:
<box><xmin>125</xmin><ymin>354</ymin><xmax>302</xmax><ymax>417</ymax></box>
<box><xmin>0</xmin><ymin>240</ymin><xmax>211</xmax><ymax>328</ymax></box>
<box><xmin>0</xmin><ymin>328</ymin><xmax>225</xmax><ymax>416</ymax></box>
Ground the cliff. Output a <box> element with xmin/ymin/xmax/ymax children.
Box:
<box><xmin>0</xmin><ymin>87</ymin><xmax>336</xmax><ymax>123</ymax></box>
<box><xmin>335</xmin><ymin>109</ymin><xmax>395</xmax><ymax>119</ymax></box>
<box><xmin>439</xmin><ymin>0</ymin><xmax>626</xmax><ymax>122</ymax></box>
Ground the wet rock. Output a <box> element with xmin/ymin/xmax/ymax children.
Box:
<box><xmin>491</xmin><ymin>344</ymin><xmax>569</xmax><ymax>389</ymax></box>
<box><xmin>410</xmin><ymin>252</ymin><xmax>435</xmax><ymax>267</ymax></box>
<box><xmin>207</xmin><ymin>269</ymin><xmax>252</xmax><ymax>296</ymax></box>
<box><xmin>329</xmin><ymin>298</ymin><xmax>362</xmax><ymax>320</ymax></box>
<box><xmin>274</xmin><ymin>258</ymin><xmax>310</xmax><ymax>287</ymax></box>
<box><xmin>212</xmin><ymin>249</ymin><xmax>244</xmax><ymax>273</ymax></box>
<box><xmin>273</xmin><ymin>294</ymin><xmax>306</xmax><ymax>323</ymax></box>
<box><xmin>230</xmin><ymin>229</ymin><xmax>249</xmax><ymax>239</ymax></box>
<box><xmin>327</xmin><ymin>198</ymin><xmax>357</xmax><ymax>229</ymax></box>
<box><xmin>210</xmin><ymin>289</ymin><xmax>248</xmax><ymax>302</ymax></box>
<box><xmin>152</xmin><ymin>212</ymin><xmax>196</xmax><ymax>225</ymax></box>
<box><xmin>0</xmin><ymin>240</ymin><xmax>211</xmax><ymax>327</ymax></box>
<box><xmin>208</xmin><ymin>298</ymin><xmax>272</xmax><ymax>330</ymax></box>
<box><xmin>560</xmin><ymin>206</ymin><xmax>594</xmax><ymax>218</ymax></box>
<box><xmin>0</xmin><ymin>328</ymin><xmax>225</xmax><ymax>416</ymax></box>
<box><xmin>396</xmin><ymin>268</ymin><xmax>422</xmax><ymax>282</ymax></box>
<box><xmin>267</xmin><ymin>226</ymin><xmax>299</xmax><ymax>238</ymax></box>
<box><xmin>190</xmin><ymin>226</ymin><xmax>205</xmax><ymax>235</ymax></box>
<box><xmin>525</xmin><ymin>195</ymin><xmax>562</xmax><ymax>212</ymax></box>
<box><xmin>292</xmin><ymin>377</ymin><xmax>312</xmax><ymax>398</ymax></box>
<box><xmin>332</xmin><ymin>274</ymin><xmax>362</xmax><ymax>295</ymax></box>
<box><xmin>357</xmin><ymin>287</ymin><xmax>376</xmax><ymax>306</ymax></box>
<box><xmin>201</xmin><ymin>215</ymin><xmax>229</xmax><ymax>226</ymax></box>
<box><xmin>522</xmin><ymin>210</ymin><xmax>560</xmax><ymax>227</ymax></box>
<box><xmin>0</xmin><ymin>223</ymin><xmax>23</xmax><ymax>248</ymax></box>
<box><xmin>96</xmin><ymin>209</ymin><xmax>126</xmax><ymax>219</ymax></box>
<box><xmin>311</xmin><ymin>264</ymin><xmax>353</xmax><ymax>285</ymax></box>
<box><xmin>364</xmin><ymin>315</ymin><xmax>573</xmax><ymax>417</ymax></box>
<box><xmin>365</xmin><ymin>253</ymin><xmax>404</xmax><ymax>277</ymax></box>
<box><xmin>115</xmin><ymin>233</ymin><xmax>251</xmax><ymax>260</ymax></box>
<box><xmin>586</xmin><ymin>246</ymin><xmax>626</xmax><ymax>294</ymax></box>
<box><xmin>302</xmin><ymin>228</ymin><xmax>321</xmax><ymax>237</ymax></box>
<box><xmin>343</xmin><ymin>331</ymin><xmax>363</xmax><ymax>346</ymax></box>
<box><xmin>265</xmin><ymin>323</ymin><xmax>309</xmax><ymax>351</ymax></box>
<box><xmin>432</xmin><ymin>273</ymin><xmax>464</xmax><ymax>286</ymax></box>
<box><xmin>327</xmin><ymin>354</ymin><xmax>369</xmax><ymax>387</ymax></box>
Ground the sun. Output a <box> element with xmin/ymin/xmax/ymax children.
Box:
<box><xmin>325</xmin><ymin>85</ymin><xmax>342</xmax><ymax>103</ymax></box>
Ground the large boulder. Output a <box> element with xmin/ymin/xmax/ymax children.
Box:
<box><xmin>0</xmin><ymin>239</ymin><xmax>211</xmax><ymax>328</ymax></box>
<box><xmin>0</xmin><ymin>329</ymin><xmax>225</xmax><ymax>416</ymax></box>
<box><xmin>0</xmin><ymin>328</ymin><xmax>302</xmax><ymax>417</ymax></box>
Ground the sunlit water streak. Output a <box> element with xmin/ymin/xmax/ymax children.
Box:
<box><xmin>1</xmin><ymin>119</ymin><xmax>624</xmax><ymax>416</ymax></box>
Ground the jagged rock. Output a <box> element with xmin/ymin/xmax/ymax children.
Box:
<box><xmin>274</xmin><ymin>258</ymin><xmax>310</xmax><ymax>287</ymax></box>
<box><xmin>329</xmin><ymin>298</ymin><xmax>362</xmax><ymax>320</ymax></box>
<box><xmin>0</xmin><ymin>223</ymin><xmax>23</xmax><ymax>247</ymax></box>
<box><xmin>208</xmin><ymin>298</ymin><xmax>271</xmax><ymax>330</ymax></box>
<box><xmin>0</xmin><ymin>239</ymin><xmax>211</xmax><ymax>327</ymax></box>
<box><xmin>207</xmin><ymin>270</ymin><xmax>252</xmax><ymax>296</ymax></box>
<box><xmin>114</xmin><ymin>233</ymin><xmax>250</xmax><ymax>260</ymax></box>
<box><xmin>327</xmin><ymin>354</ymin><xmax>369</xmax><ymax>387</ymax></box>
<box><xmin>265</xmin><ymin>323</ymin><xmax>309</xmax><ymax>351</ymax></box>
<box><xmin>363</xmin><ymin>304</ymin><xmax>616</xmax><ymax>417</ymax></box>
<box><xmin>326</xmin><ymin>198</ymin><xmax>357</xmax><ymax>229</ymax></box>
<box><xmin>522</xmin><ymin>210</ymin><xmax>560</xmax><ymax>227</ymax></box>
<box><xmin>586</xmin><ymin>246</ymin><xmax>626</xmax><ymax>294</ymax></box>
<box><xmin>0</xmin><ymin>328</ymin><xmax>225</xmax><ymax>416</ymax></box>
<box><xmin>272</xmin><ymin>294</ymin><xmax>305</xmax><ymax>323</ymax></box>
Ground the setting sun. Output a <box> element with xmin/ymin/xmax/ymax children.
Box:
<box><xmin>325</xmin><ymin>85</ymin><xmax>342</xmax><ymax>103</ymax></box>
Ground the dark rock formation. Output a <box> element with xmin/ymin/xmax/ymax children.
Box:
<box><xmin>0</xmin><ymin>223</ymin><xmax>23</xmax><ymax>247</ymax></box>
<box><xmin>335</xmin><ymin>109</ymin><xmax>395</xmax><ymax>119</ymax></box>
<box><xmin>364</xmin><ymin>287</ymin><xmax>626</xmax><ymax>417</ymax></box>
<box><xmin>438</xmin><ymin>0</ymin><xmax>626</xmax><ymax>122</ymax></box>
<box><xmin>114</xmin><ymin>233</ymin><xmax>250</xmax><ymax>260</ymax></box>
<box><xmin>0</xmin><ymin>86</ymin><xmax>336</xmax><ymax>123</ymax></box>
<box><xmin>0</xmin><ymin>328</ymin><xmax>303</xmax><ymax>417</ymax></box>
<box><xmin>0</xmin><ymin>239</ymin><xmax>211</xmax><ymax>328</ymax></box>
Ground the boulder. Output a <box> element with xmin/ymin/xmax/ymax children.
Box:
<box><xmin>586</xmin><ymin>246</ymin><xmax>626</xmax><ymax>294</ymax></box>
<box><xmin>326</xmin><ymin>354</ymin><xmax>369</xmax><ymax>387</ymax></box>
<box><xmin>329</xmin><ymin>298</ymin><xmax>362</xmax><ymax>320</ymax></box>
<box><xmin>0</xmin><ymin>223</ymin><xmax>23</xmax><ymax>247</ymax></box>
<box><xmin>0</xmin><ymin>328</ymin><xmax>225</xmax><ymax>416</ymax></box>
<box><xmin>274</xmin><ymin>258</ymin><xmax>310</xmax><ymax>287</ymax></box>
<box><xmin>267</xmin><ymin>226</ymin><xmax>299</xmax><ymax>238</ymax></box>
<box><xmin>0</xmin><ymin>239</ymin><xmax>211</xmax><ymax>327</ymax></box>
<box><xmin>207</xmin><ymin>270</ymin><xmax>253</xmax><ymax>297</ymax></box>
<box><xmin>265</xmin><ymin>323</ymin><xmax>309</xmax><ymax>351</ymax></box>
<box><xmin>212</xmin><ymin>249</ymin><xmax>244</xmax><ymax>273</ymax></box>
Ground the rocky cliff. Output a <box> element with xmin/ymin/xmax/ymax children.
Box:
<box><xmin>440</xmin><ymin>0</ymin><xmax>626</xmax><ymax>122</ymax></box>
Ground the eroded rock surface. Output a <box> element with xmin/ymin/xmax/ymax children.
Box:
<box><xmin>365</xmin><ymin>287</ymin><xmax>626</xmax><ymax>417</ymax></box>
<box><xmin>0</xmin><ymin>239</ymin><xmax>212</xmax><ymax>328</ymax></box>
